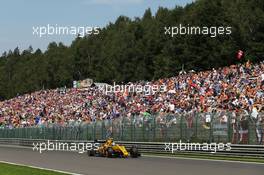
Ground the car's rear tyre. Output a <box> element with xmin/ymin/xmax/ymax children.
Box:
<box><xmin>88</xmin><ymin>149</ymin><xmax>95</xmax><ymax>156</ymax></box>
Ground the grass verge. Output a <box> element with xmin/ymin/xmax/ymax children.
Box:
<box><xmin>0</xmin><ymin>162</ymin><xmax>69</xmax><ymax>175</ymax></box>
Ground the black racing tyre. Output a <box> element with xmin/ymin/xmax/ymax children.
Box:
<box><xmin>130</xmin><ymin>145</ymin><xmax>139</xmax><ymax>158</ymax></box>
<box><xmin>88</xmin><ymin>149</ymin><xmax>95</xmax><ymax>156</ymax></box>
<box><xmin>106</xmin><ymin>147</ymin><xmax>114</xmax><ymax>158</ymax></box>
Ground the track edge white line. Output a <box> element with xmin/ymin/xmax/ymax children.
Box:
<box><xmin>0</xmin><ymin>160</ymin><xmax>83</xmax><ymax>175</ymax></box>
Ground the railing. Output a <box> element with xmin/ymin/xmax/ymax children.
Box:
<box><xmin>0</xmin><ymin>138</ymin><xmax>264</xmax><ymax>158</ymax></box>
<box><xmin>0</xmin><ymin>112</ymin><xmax>263</xmax><ymax>145</ymax></box>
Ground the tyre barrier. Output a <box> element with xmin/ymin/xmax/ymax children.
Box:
<box><xmin>0</xmin><ymin>138</ymin><xmax>263</xmax><ymax>158</ymax></box>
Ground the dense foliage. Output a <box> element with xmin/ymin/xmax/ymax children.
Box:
<box><xmin>0</xmin><ymin>0</ymin><xmax>263</xmax><ymax>100</ymax></box>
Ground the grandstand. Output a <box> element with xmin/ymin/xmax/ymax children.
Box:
<box><xmin>0</xmin><ymin>60</ymin><xmax>263</xmax><ymax>144</ymax></box>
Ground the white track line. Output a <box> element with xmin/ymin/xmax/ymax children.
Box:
<box><xmin>0</xmin><ymin>144</ymin><xmax>32</xmax><ymax>149</ymax></box>
<box><xmin>0</xmin><ymin>161</ymin><xmax>83</xmax><ymax>175</ymax></box>
<box><xmin>143</xmin><ymin>154</ymin><xmax>264</xmax><ymax>165</ymax></box>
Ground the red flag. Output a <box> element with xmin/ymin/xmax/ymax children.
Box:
<box><xmin>236</xmin><ymin>50</ymin><xmax>244</xmax><ymax>60</ymax></box>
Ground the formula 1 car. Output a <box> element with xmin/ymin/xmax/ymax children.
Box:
<box><xmin>87</xmin><ymin>138</ymin><xmax>140</xmax><ymax>158</ymax></box>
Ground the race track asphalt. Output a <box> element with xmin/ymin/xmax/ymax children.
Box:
<box><xmin>0</xmin><ymin>146</ymin><xmax>263</xmax><ymax>175</ymax></box>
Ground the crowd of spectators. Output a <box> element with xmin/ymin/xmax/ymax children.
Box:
<box><xmin>0</xmin><ymin>61</ymin><xmax>263</xmax><ymax>140</ymax></box>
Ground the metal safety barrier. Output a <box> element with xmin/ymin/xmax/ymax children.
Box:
<box><xmin>0</xmin><ymin>138</ymin><xmax>263</xmax><ymax>158</ymax></box>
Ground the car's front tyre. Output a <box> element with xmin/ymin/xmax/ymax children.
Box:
<box><xmin>130</xmin><ymin>145</ymin><xmax>140</xmax><ymax>158</ymax></box>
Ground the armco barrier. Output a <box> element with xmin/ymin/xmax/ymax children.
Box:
<box><xmin>0</xmin><ymin>138</ymin><xmax>264</xmax><ymax>158</ymax></box>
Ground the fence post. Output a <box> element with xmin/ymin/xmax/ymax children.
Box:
<box><xmin>180</xmin><ymin>115</ymin><xmax>183</xmax><ymax>140</ymax></box>
<box><xmin>130</xmin><ymin>116</ymin><xmax>133</xmax><ymax>141</ymax></box>
<box><xmin>121</xmin><ymin>118</ymin><xmax>124</xmax><ymax>141</ymax></box>
<box><xmin>153</xmin><ymin>114</ymin><xmax>156</xmax><ymax>142</ymax></box>
<box><xmin>195</xmin><ymin>113</ymin><xmax>198</xmax><ymax>139</ymax></box>
<box><xmin>93</xmin><ymin>122</ymin><xmax>96</xmax><ymax>140</ymax></box>
<box><xmin>86</xmin><ymin>125</ymin><xmax>89</xmax><ymax>140</ymax></box>
<box><xmin>101</xmin><ymin>121</ymin><xmax>104</xmax><ymax>140</ymax></box>
<box><xmin>227</xmin><ymin>112</ymin><xmax>232</xmax><ymax>143</ymax></box>
<box><xmin>142</xmin><ymin>116</ymin><xmax>145</xmax><ymax>142</ymax></box>
<box><xmin>247</xmin><ymin>116</ymin><xmax>251</xmax><ymax>145</ymax></box>
<box><xmin>111</xmin><ymin>120</ymin><xmax>114</xmax><ymax>140</ymax></box>
<box><xmin>209</xmin><ymin>113</ymin><xmax>213</xmax><ymax>143</ymax></box>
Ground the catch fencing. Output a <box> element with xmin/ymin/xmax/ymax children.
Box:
<box><xmin>0</xmin><ymin>112</ymin><xmax>263</xmax><ymax>145</ymax></box>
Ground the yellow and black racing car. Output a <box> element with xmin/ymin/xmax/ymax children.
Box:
<box><xmin>87</xmin><ymin>138</ymin><xmax>140</xmax><ymax>158</ymax></box>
